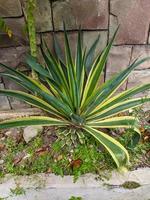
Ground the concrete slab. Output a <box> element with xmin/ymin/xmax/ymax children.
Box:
<box><xmin>0</xmin><ymin>168</ymin><xmax>150</xmax><ymax>200</ymax></box>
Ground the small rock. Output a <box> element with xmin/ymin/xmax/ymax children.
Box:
<box><xmin>23</xmin><ymin>126</ymin><xmax>43</xmax><ymax>143</ymax></box>
<box><xmin>4</xmin><ymin>128</ymin><xmax>22</xmax><ymax>142</ymax></box>
<box><xmin>0</xmin><ymin>160</ymin><xmax>4</xmax><ymax>165</ymax></box>
<box><xmin>0</xmin><ymin>137</ymin><xmax>5</xmax><ymax>141</ymax></box>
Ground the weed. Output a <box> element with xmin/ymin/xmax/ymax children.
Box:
<box><xmin>10</xmin><ymin>185</ymin><xmax>26</xmax><ymax>196</ymax></box>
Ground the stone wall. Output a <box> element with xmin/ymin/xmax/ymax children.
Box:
<box><xmin>0</xmin><ymin>0</ymin><xmax>150</xmax><ymax>110</ymax></box>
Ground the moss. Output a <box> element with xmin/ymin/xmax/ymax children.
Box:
<box><xmin>104</xmin><ymin>181</ymin><xmax>141</xmax><ymax>190</ymax></box>
<box><xmin>121</xmin><ymin>181</ymin><xmax>141</xmax><ymax>189</ymax></box>
<box><xmin>69</xmin><ymin>197</ymin><xmax>83</xmax><ymax>200</ymax></box>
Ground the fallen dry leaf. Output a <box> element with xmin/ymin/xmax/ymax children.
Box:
<box><xmin>35</xmin><ymin>146</ymin><xmax>50</xmax><ymax>156</ymax></box>
<box><xmin>46</xmin><ymin>168</ymin><xmax>52</xmax><ymax>173</ymax></box>
<box><xmin>70</xmin><ymin>159</ymin><xmax>82</xmax><ymax>169</ymax></box>
<box><xmin>13</xmin><ymin>152</ymin><xmax>26</xmax><ymax>165</ymax></box>
<box><xmin>0</xmin><ymin>143</ymin><xmax>5</xmax><ymax>151</ymax></box>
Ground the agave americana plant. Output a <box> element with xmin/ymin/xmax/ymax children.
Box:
<box><xmin>0</xmin><ymin>27</ymin><xmax>150</xmax><ymax>169</ymax></box>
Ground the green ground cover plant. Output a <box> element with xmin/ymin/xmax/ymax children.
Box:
<box><xmin>0</xmin><ymin>118</ymin><xmax>149</xmax><ymax>181</ymax></box>
<box><xmin>0</xmin><ymin>26</ymin><xmax>150</xmax><ymax>170</ymax></box>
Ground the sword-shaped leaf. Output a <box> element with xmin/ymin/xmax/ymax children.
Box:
<box><xmin>0</xmin><ymin>116</ymin><xmax>68</xmax><ymax>129</ymax></box>
<box><xmin>81</xmin><ymin>27</ymin><xmax>119</xmax><ymax>107</ymax></box>
<box><xmin>90</xmin><ymin>84</ymin><xmax>150</xmax><ymax>116</ymax></box>
<box><xmin>83</xmin><ymin>57</ymin><xmax>150</xmax><ymax>116</ymax></box>
<box><xmin>0</xmin><ymin>89</ymin><xmax>63</xmax><ymax>117</ymax></box>
<box><xmin>87</xmin><ymin>97</ymin><xmax>150</xmax><ymax>121</ymax></box>
<box><xmin>85</xmin><ymin>34</ymin><xmax>100</xmax><ymax>74</ymax></box>
<box><xmin>84</xmin><ymin>126</ymin><xmax>129</xmax><ymax>168</ymax></box>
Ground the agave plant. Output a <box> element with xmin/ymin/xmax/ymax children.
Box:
<box><xmin>0</xmin><ymin>27</ymin><xmax>150</xmax><ymax>169</ymax></box>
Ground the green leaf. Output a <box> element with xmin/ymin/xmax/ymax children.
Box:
<box><xmin>84</xmin><ymin>126</ymin><xmax>129</xmax><ymax>168</ymax></box>
<box><xmin>0</xmin><ymin>116</ymin><xmax>68</xmax><ymax>129</ymax></box>
<box><xmin>0</xmin><ymin>63</ymin><xmax>72</xmax><ymax>116</ymax></box>
<box><xmin>0</xmin><ymin>63</ymin><xmax>51</xmax><ymax>94</ymax></box>
<box><xmin>85</xmin><ymin>34</ymin><xmax>100</xmax><ymax>74</ymax></box>
<box><xmin>83</xmin><ymin>57</ymin><xmax>150</xmax><ymax>116</ymax></box>
<box><xmin>53</xmin><ymin>33</ymin><xmax>64</xmax><ymax>63</ymax></box>
<box><xmin>64</xmin><ymin>24</ymin><xmax>78</xmax><ymax>110</ymax></box>
<box><xmin>91</xmin><ymin>84</ymin><xmax>150</xmax><ymax>115</ymax></box>
<box><xmin>81</xmin><ymin>27</ymin><xmax>119</xmax><ymax>107</ymax></box>
<box><xmin>0</xmin><ymin>89</ymin><xmax>63</xmax><ymax>117</ymax></box>
<box><xmin>26</xmin><ymin>55</ymin><xmax>51</xmax><ymax>78</ymax></box>
<box><xmin>41</xmin><ymin>42</ymin><xmax>70</xmax><ymax>96</ymax></box>
<box><xmin>76</xmin><ymin>28</ymin><xmax>83</xmax><ymax>84</ymax></box>
<box><xmin>86</xmin><ymin>116</ymin><xmax>138</xmax><ymax>129</ymax></box>
<box><xmin>88</xmin><ymin>97</ymin><xmax>150</xmax><ymax>121</ymax></box>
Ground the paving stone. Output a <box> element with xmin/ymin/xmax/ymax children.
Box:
<box><xmin>0</xmin><ymin>0</ymin><xmax>22</xmax><ymax>17</ymax></box>
<box><xmin>110</xmin><ymin>0</ymin><xmax>150</xmax><ymax>44</ymax></box>
<box><xmin>0</xmin><ymin>83</ymin><xmax>11</xmax><ymax>110</ymax></box>
<box><xmin>131</xmin><ymin>45</ymin><xmax>150</xmax><ymax>70</ymax></box>
<box><xmin>22</xmin><ymin>0</ymin><xmax>53</xmax><ymax>32</ymax></box>
<box><xmin>0</xmin><ymin>46</ymin><xmax>29</xmax><ymax>72</ymax></box>
<box><xmin>0</xmin><ymin>169</ymin><xmax>150</xmax><ymax>200</ymax></box>
<box><xmin>53</xmin><ymin>0</ymin><xmax>109</xmax><ymax>30</ymax></box>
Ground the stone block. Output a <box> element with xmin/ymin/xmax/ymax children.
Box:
<box><xmin>3</xmin><ymin>77</ymin><xmax>31</xmax><ymax>109</ymax></box>
<box><xmin>106</xmin><ymin>46</ymin><xmax>132</xmax><ymax>91</ymax></box>
<box><xmin>131</xmin><ymin>45</ymin><xmax>150</xmax><ymax>70</ymax></box>
<box><xmin>22</xmin><ymin>0</ymin><xmax>53</xmax><ymax>32</ymax></box>
<box><xmin>0</xmin><ymin>83</ymin><xmax>11</xmax><ymax>110</ymax></box>
<box><xmin>0</xmin><ymin>0</ymin><xmax>22</xmax><ymax>17</ymax></box>
<box><xmin>106</xmin><ymin>46</ymin><xmax>132</xmax><ymax>74</ymax></box>
<box><xmin>53</xmin><ymin>0</ymin><xmax>109</xmax><ymax>30</ymax></box>
<box><xmin>106</xmin><ymin>72</ymin><xmax>127</xmax><ymax>92</ymax></box>
<box><xmin>110</xmin><ymin>0</ymin><xmax>150</xmax><ymax>44</ymax></box>
<box><xmin>43</xmin><ymin>31</ymin><xmax>78</xmax><ymax>59</ymax></box>
<box><xmin>83</xmin><ymin>31</ymin><xmax>108</xmax><ymax>55</ymax></box>
<box><xmin>41</xmin><ymin>31</ymin><xmax>107</xmax><ymax>61</ymax></box>
<box><xmin>127</xmin><ymin>70</ymin><xmax>150</xmax><ymax>97</ymax></box>
<box><xmin>0</xmin><ymin>46</ymin><xmax>29</xmax><ymax>72</ymax></box>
